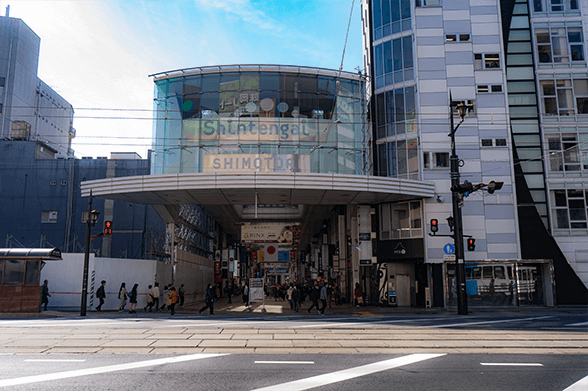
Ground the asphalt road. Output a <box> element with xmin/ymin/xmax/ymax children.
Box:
<box><xmin>0</xmin><ymin>353</ymin><xmax>585</xmax><ymax>390</ymax></box>
<box><xmin>0</xmin><ymin>306</ymin><xmax>586</xmax><ymax>390</ymax></box>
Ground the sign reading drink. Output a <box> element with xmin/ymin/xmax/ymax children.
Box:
<box><xmin>204</xmin><ymin>154</ymin><xmax>309</xmax><ymax>173</ymax></box>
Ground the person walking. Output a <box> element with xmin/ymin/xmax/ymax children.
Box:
<box><xmin>118</xmin><ymin>282</ymin><xmax>127</xmax><ymax>311</ymax></box>
<box><xmin>144</xmin><ymin>285</ymin><xmax>154</xmax><ymax>312</ymax></box>
<box><xmin>292</xmin><ymin>284</ymin><xmax>301</xmax><ymax>312</ymax></box>
<box><xmin>152</xmin><ymin>282</ymin><xmax>160</xmax><ymax>311</ymax></box>
<box><xmin>307</xmin><ymin>283</ymin><xmax>320</xmax><ymax>314</ymax></box>
<box><xmin>354</xmin><ymin>282</ymin><xmax>363</xmax><ymax>307</ymax></box>
<box><xmin>243</xmin><ymin>283</ymin><xmax>249</xmax><ymax>308</ymax></box>
<box><xmin>160</xmin><ymin>285</ymin><xmax>169</xmax><ymax>311</ymax></box>
<box><xmin>319</xmin><ymin>283</ymin><xmax>328</xmax><ymax>315</ymax></box>
<box><xmin>169</xmin><ymin>286</ymin><xmax>179</xmax><ymax>315</ymax></box>
<box><xmin>199</xmin><ymin>284</ymin><xmax>216</xmax><ymax>315</ymax></box>
<box><xmin>287</xmin><ymin>284</ymin><xmax>294</xmax><ymax>310</ymax></box>
<box><xmin>96</xmin><ymin>280</ymin><xmax>106</xmax><ymax>311</ymax></box>
<box><xmin>179</xmin><ymin>284</ymin><xmax>186</xmax><ymax>306</ymax></box>
<box><xmin>128</xmin><ymin>284</ymin><xmax>138</xmax><ymax>313</ymax></box>
<box><xmin>41</xmin><ymin>280</ymin><xmax>51</xmax><ymax>311</ymax></box>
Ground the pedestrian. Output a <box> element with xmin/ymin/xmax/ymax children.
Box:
<box><xmin>160</xmin><ymin>285</ymin><xmax>169</xmax><ymax>310</ymax></box>
<box><xmin>319</xmin><ymin>283</ymin><xmax>328</xmax><ymax>315</ymax></box>
<box><xmin>199</xmin><ymin>284</ymin><xmax>215</xmax><ymax>315</ymax></box>
<box><xmin>287</xmin><ymin>284</ymin><xmax>294</xmax><ymax>309</ymax></box>
<box><xmin>354</xmin><ymin>282</ymin><xmax>363</xmax><ymax>307</ymax></box>
<box><xmin>168</xmin><ymin>286</ymin><xmax>179</xmax><ymax>315</ymax></box>
<box><xmin>179</xmin><ymin>284</ymin><xmax>186</xmax><ymax>306</ymax></box>
<box><xmin>41</xmin><ymin>279</ymin><xmax>51</xmax><ymax>311</ymax></box>
<box><xmin>307</xmin><ymin>284</ymin><xmax>320</xmax><ymax>314</ymax></box>
<box><xmin>152</xmin><ymin>282</ymin><xmax>160</xmax><ymax>311</ymax></box>
<box><xmin>292</xmin><ymin>285</ymin><xmax>300</xmax><ymax>312</ymax></box>
<box><xmin>144</xmin><ymin>285</ymin><xmax>154</xmax><ymax>312</ymax></box>
<box><xmin>243</xmin><ymin>283</ymin><xmax>249</xmax><ymax>307</ymax></box>
<box><xmin>327</xmin><ymin>283</ymin><xmax>333</xmax><ymax>308</ymax></box>
<box><xmin>226</xmin><ymin>283</ymin><xmax>232</xmax><ymax>304</ymax></box>
<box><xmin>96</xmin><ymin>280</ymin><xmax>106</xmax><ymax>311</ymax></box>
<box><xmin>128</xmin><ymin>284</ymin><xmax>138</xmax><ymax>313</ymax></box>
<box><xmin>118</xmin><ymin>282</ymin><xmax>128</xmax><ymax>311</ymax></box>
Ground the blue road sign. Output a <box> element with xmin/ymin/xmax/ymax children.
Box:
<box><xmin>443</xmin><ymin>243</ymin><xmax>455</xmax><ymax>255</ymax></box>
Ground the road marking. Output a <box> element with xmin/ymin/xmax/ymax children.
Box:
<box><xmin>424</xmin><ymin>316</ymin><xmax>555</xmax><ymax>328</ymax></box>
<box><xmin>563</xmin><ymin>374</ymin><xmax>588</xmax><ymax>391</ymax></box>
<box><xmin>566</xmin><ymin>321</ymin><xmax>588</xmax><ymax>326</ymax></box>
<box><xmin>255</xmin><ymin>361</ymin><xmax>314</xmax><ymax>365</ymax></box>
<box><xmin>0</xmin><ymin>353</ymin><xmax>226</xmax><ymax>388</ymax></box>
<box><xmin>24</xmin><ymin>359</ymin><xmax>86</xmax><ymax>363</ymax></box>
<box><xmin>250</xmin><ymin>353</ymin><xmax>446</xmax><ymax>391</ymax></box>
<box><xmin>480</xmin><ymin>363</ymin><xmax>543</xmax><ymax>366</ymax></box>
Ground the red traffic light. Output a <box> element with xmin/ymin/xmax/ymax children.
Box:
<box><xmin>430</xmin><ymin>219</ymin><xmax>439</xmax><ymax>233</ymax></box>
<box><xmin>467</xmin><ymin>238</ymin><xmax>476</xmax><ymax>251</ymax></box>
<box><xmin>104</xmin><ymin>221</ymin><xmax>113</xmax><ymax>236</ymax></box>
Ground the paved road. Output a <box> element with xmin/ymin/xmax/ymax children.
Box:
<box><xmin>0</xmin><ymin>305</ymin><xmax>586</xmax><ymax>389</ymax></box>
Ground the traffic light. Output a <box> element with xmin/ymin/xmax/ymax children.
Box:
<box><xmin>451</xmin><ymin>182</ymin><xmax>474</xmax><ymax>194</ymax></box>
<box><xmin>430</xmin><ymin>219</ymin><xmax>439</xmax><ymax>233</ymax></box>
<box><xmin>104</xmin><ymin>221</ymin><xmax>113</xmax><ymax>236</ymax></box>
<box><xmin>467</xmin><ymin>238</ymin><xmax>476</xmax><ymax>251</ymax></box>
<box><xmin>487</xmin><ymin>181</ymin><xmax>504</xmax><ymax>194</ymax></box>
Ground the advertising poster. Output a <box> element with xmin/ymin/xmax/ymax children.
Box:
<box><xmin>241</xmin><ymin>224</ymin><xmax>301</xmax><ymax>243</ymax></box>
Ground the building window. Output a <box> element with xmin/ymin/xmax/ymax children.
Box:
<box><xmin>477</xmin><ymin>85</ymin><xmax>503</xmax><ymax>93</ymax></box>
<box><xmin>536</xmin><ymin>26</ymin><xmax>584</xmax><ymax>64</ymax></box>
<box><xmin>481</xmin><ymin>139</ymin><xmax>493</xmax><ymax>147</ymax></box>
<box><xmin>496</xmin><ymin>138</ymin><xmax>507</xmax><ymax>147</ymax></box>
<box><xmin>446</xmin><ymin>34</ymin><xmax>470</xmax><ymax>42</ymax></box>
<box><xmin>416</xmin><ymin>0</ymin><xmax>441</xmax><ymax>6</ymax></box>
<box><xmin>475</xmin><ymin>53</ymin><xmax>500</xmax><ymax>70</ymax></box>
<box><xmin>451</xmin><ymin>100</ymin><xmax>475</xmax><ymax>116</ymax></box>
<box><xmin>546</xmin><ymin>133</ymin><xmax>584</xmax><ymax>172</ymax></box>
<box><xmin>551</xmin><ymin>189</ymin><xmax>587</xmax><ymax>230</ymax></box>
<box><xmin>534</xmin><ymin>0</ymin><xmax>580</xmax><ymax>13</ymax></box>
<box><xmin>423</xmin><ymin>152</ymin><xmax>449</xmax><ymax>168</ymax></box>
<box><xmin>0</xmin><ymin>77</ymin><xmax>4</xmax><ymax>87</ymax></box>
<box><xmin>41</xmin><ymin>211</ymin><xmax>58</xmax><ymax>223</ymax></box>
<box><xmin>540</xmin><ymin>77</ymin><xmax>588</xmax><ymax>116</ymax></box>
<box><xmin>379</xmin><ymin>201</ymin><xmax>423</xmax><ymax>240</ymax></box>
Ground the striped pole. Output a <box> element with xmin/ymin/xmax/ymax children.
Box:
<box><xmin>90</xmin><ymin>270</ymin><xmax>95</xmax><ymax>308</ymax></box>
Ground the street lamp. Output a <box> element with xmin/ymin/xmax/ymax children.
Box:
<box><xmin>80</xmin><ymin>190</ymin><xmax>100</xmax><ymax>316</ymax></box>
<box><xmin>449</xmin><ymin>93</ymin><xmax>471</xmax><ymax>315</ymax></box>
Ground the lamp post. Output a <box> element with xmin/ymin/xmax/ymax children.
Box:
<box><xmin>80</xmin><ymin>190</ymin><xmax>100</xmax><ymax>316</ymax></box>
<box><xmin>449</xmin><ymin>94</ymin><xmax>469</xmax><ymax>315</ymax></box>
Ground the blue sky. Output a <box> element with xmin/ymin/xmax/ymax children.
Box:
<box><xmin>7</xmin><ymin>0</ymin><xmax>363</xmax><ymax>158</ymax></box>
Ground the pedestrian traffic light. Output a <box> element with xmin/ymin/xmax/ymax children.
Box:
<box><xmin>467</xmin><ymin>238</ymin><xmax>476</xmax><ymax>251</ymax></box>
<box><xmin>430</xmin><ymin>219</ymin><xmax>439</xmax><ymax>233</ymax></box>
<box><xmin>104</xmin><ymin>221</ymin><xmax>113</xmax><ymax>236</ymax></box>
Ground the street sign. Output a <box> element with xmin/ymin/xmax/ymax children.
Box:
<box><xmin>443</xmin><ymin>243</ymin><xmax>455</xmax><ymax>255</ymax></box>
<box><xmin>443</xmin><ymin>254</ymin><xmax>456</xmax><ymax>261</ymax></box>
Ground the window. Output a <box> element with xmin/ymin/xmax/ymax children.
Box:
<box><xmin>535</xmin><ymin>26</ymin><xmax>584</xmax><ymax>64</ymax></box>
<box><xmin>546</xmin><ymin>132</ymin><xmax>587</xmax><ymax>172</ymax></box>
<box><xmin>0</xmin><ymin>77</ymin><xmax>4</xmax><ymax>87</ymax></box>
<box><xmin>41</xmin><ymin>211</ymin><xmax>58</xmax><ymax>223</ymax></box>
<box><xmin>423</xmin><ymin>152</ymin><xmax>449</xmax><ymax>168</ymax></box>
<box><xmin>0</xmin><ymin>103</ymin><xmax>2</xmax><ymax>114</ymax></box>
<box><xmin>475</xmin><ymin>53</ymin><xmax>500</xmax><ymax>69</ymax></box>
<box><xmin>540</xmin><ymin>77</ymin><xmax>588</xmax><ymax>116</ymax></box>
<box><xmin>446</xmin><ymin>34</ymin><xmax>470</xmax><ymax>42</ymax></box>
<box><xmin>551</xmin><ymin>189</ymin><xmax>588</xmax><ymax>230</ymax></box>
<box><xmin>477</xmin><ymin>85</ymin><xmax>503</xmax><ymax>93</ymax></box>
<box><xmin>496</xmin><ymin>138</ymin><xmax>507</xmax><ymax>146</ymax></box>
<box><xmin>482</xmin><ymin>139</ymin><xmax>493</xmax><ymax>147</ymax></box>
<box><xmin>416</xmin><ymin>0</ymin><xmax>441</xmax><ymax>6</ymax></box>
<box><xmin>379</xmin><ymin>200</ymin><xmax>423</xmax><ymax>240</ymax></box>
<box><xmin>451</xmin><ymin>100</ymin><xmax>475</xmax><ymax>115</ymax></box>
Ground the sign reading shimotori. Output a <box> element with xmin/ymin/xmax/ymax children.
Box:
<box><xmin>241</xmin><ymin>224</ymin><xmax>301</xmax><ymax>243</ymax></box>
<box><xmin>183</xmin><ymin>117</ymin><xmax>334</xmax><ymax>143</ymax></box>
<box><xmin>203</xmin><ymin>154</ymin><xmax>310</xmax><ymax>173</ymax></box>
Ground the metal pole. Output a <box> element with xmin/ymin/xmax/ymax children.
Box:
<box><xmin>80</xmin><ymin>190</ymin><xmax>92</xmax><ymax>316</ymax></box>
<box><xmin>449</xmin><ymin>95</ymin><xmax>468</xmax><ymax>315</ymax></box>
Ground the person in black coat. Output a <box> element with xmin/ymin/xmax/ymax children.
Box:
<box><xmin>96</xmin><ymin>280</ymin><xmax>106</xmax><ymax>311</ymax></box>
<box><xmin>307</xmin><ymin>284</ymin><xmax>320</xmax><ymax>314</ymax></box>
<box><xmin>292</xmin><ymin>285</ymin><xmax>301</xmax><ymax>312</ymax></box>
<box><xmin>199</xmin><ymin>284</ymin><xmax>216</xmax><ymax>315</ymax></box>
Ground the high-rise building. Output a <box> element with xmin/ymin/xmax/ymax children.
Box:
<box><xmin>361</xmin><ymin>0</ymin><xmax>587</xmax><ymax>304</ymax></box>
<box><xmin>0</xmin><ymin>13</ymin><xmax>76</xmax><ymax>156</ymax></box>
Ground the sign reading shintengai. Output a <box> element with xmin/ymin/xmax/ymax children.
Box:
<box><xmin>183</xmin><ymin>117</ymin><xmax>334</xmax><ymax>142</ymax></box>
<box><xmin>203</xmin><ymin>154</ymin><xmax>310</xmax><ymax>173</ymax></box>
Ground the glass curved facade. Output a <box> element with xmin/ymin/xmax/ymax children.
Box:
<box><xmin>151</xmin><ymin>65</ymin><xmax>370</xmax><ymax>175</ymax></box>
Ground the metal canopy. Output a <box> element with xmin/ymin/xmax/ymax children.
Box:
<box><xmin>0</xmin><ymin>248</ymin><xmax>62</xmax><ymax>260</ymax></box>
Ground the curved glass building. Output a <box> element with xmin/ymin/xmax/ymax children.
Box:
<box><xmin>151</xmin><ymin>65</ymin><xmax>371</xmax><ymax>176</ymax></box>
